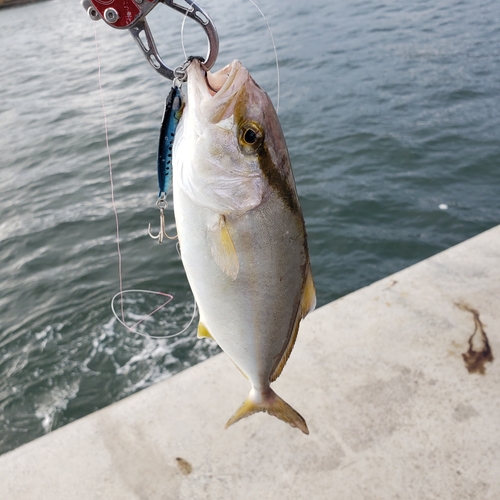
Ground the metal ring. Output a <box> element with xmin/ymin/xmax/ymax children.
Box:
<box><xmin>129</xmin><ymin>0</ymin><xmax>219</xmax><ymax>80</ymax></box>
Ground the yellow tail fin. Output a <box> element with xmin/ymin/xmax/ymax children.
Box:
<box><xmin>224</xmin><ymin>390</ymin><xmax>309</xmax><ymax>435</ymax></box>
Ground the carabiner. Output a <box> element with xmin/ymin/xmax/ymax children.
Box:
<box><xmin>82</xmin><ymin>0</ymin><xmax>219</xmax><ymax>80</ymax></box>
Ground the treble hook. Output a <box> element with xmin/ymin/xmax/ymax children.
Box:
<box><xmin>148</xmin><ymin>196</ymin><xmax>177</xmax><ymax>244</ymax></box>
<box><xmin>82</xmin><ymin>0</ymin><xmax>219</xmax><ymax>81</ymax></box>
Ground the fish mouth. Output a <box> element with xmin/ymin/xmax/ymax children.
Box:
<box><xmin>187</xmin><ymin>59</ymin><xmax>250</xmax><ymax>120</ymax></box>
<box><xmin>204</xmin><ymin>60</ymin><xmax>242</xmax><ymax>96</ymax></box>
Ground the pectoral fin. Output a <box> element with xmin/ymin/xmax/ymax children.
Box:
<box><xmin>209</xmin><ymin>215</ymin><xmax>239</xmax><ymax>280</ymax></box>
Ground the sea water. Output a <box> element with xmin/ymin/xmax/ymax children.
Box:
<box><xmin>0</xmin><ymin>0</ymin><xmax>499</xmax><ymax>453</ymax></box>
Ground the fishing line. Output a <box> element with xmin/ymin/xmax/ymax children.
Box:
<box><xmin>94</xmin><ymin>22</ymin><xmax>125</xmax><ymax>323</ymax></box>
<box><xmin>181</xmin><ymin>1</ymin><xmax>280</xmax><ymax>113</ymax></box>
<box><xmin>247</xmin><ymin>0</ymin><xmax>281</xmax><ymax>114</ymax></box>
<box><xmin>180</xmin><ymin>8</ymin><xmax>188</xmax><ymax>60</ymax></box>
<box><xmin>111</xmin><ymin>290</ymin><xmax>198</xmax><ymax>340</ymax></box>
<box><xmin>93</xmin><ymin>22</ymin><xmax>197</xmax><ymax>341</ymax></box>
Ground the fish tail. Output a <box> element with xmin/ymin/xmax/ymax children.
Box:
<box><xmin>224</xmin><ymin>389</ymin><xmax>309</xmax><ymax>435</ymax></box>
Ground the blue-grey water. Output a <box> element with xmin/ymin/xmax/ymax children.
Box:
<box><xmin>0</xmin><ymin>0</ymin><xmax>499</xmax><ymax>455</ymax></box>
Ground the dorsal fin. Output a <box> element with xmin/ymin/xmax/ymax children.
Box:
<box><xmin>301</xmin><ymin>267</ymin><xmax>316</xmax><ymax>317</ymax></box>
<box><xmin>270</xmin><ymin>267</ymin><xmax>316</xmax><ymax>382</ymax></box>
<box><xmin>209</xmin><ymin>215</ymin><xmax>239</xmax><ymax>280</ymax></box>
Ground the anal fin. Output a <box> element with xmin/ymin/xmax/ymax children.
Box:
<box><xmin>197</xmin><ymin>322</ymin><xmax>214</xmax><ymax>340</ymax></box>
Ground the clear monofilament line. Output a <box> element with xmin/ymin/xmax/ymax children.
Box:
<box><xmin>181</xmin><ymin>9</ymin><xmax>188</xmax><ymax>60</ymax></box>
<box><xmin>93</xmin><ymin>22</ymin><xmax>197</xmax><ymax>341</ymax></box>
<box><xmin>110</xmin><ymin>290</ymin><xmax>198</xmax><ymax>340</ymax></box>
<box><xmin>181</xmin><ymin>1</ymin><xmax>280</xmax><ymax>112</ymax></box>
<box><xmin>248</xmin><ymin>0</ymin><xmax>280</xmax><ymax>114</ymax></box>
<box><xmin>94</xmin><ymin>22</ymin><xmax>125</xmax><ymax>323</ymax></box>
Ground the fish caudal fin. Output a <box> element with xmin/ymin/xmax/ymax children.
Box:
<box><xmin>224</xmin><ymin>389</ymin><xmax>309</xmax><ymax>435</ymax></box>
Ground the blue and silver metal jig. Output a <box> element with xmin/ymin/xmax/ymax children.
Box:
<box><xmin>147</xmin><ymin>83</ymin><xmax>184</xmax><ymax>243</ymax></box>
<box><xmin>157</xmin><ymin>85</ymin><xmax>184</xmax><ymax>199</ymax></box>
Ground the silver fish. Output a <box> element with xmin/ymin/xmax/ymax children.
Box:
<box><xmin>173</xmin><ymin>59</ymin><xmax>315</xmax><ymax>434</ymax></box>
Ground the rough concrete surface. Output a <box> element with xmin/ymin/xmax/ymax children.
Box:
<box><xmin>1</xmin><ymin>226</ymin><xmax>499</xmax><ymax>499</ymax></box>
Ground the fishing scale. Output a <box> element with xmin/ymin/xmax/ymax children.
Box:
<box><xmin>81</xmin><ymin>0</ymin><xmax>219</xmax><ymax>242</ymax></box>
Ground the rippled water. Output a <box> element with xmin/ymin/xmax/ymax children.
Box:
<box><xmin>0</xmin><ymin>0</ymin><xmax>499</xmax><ymax>454</ymax></box>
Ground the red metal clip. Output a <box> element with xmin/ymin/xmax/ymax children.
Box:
<box><xmin>84</xmin><ymin>0</ymin><xmax>159</xmax><ymax>30</ymax></box>
<box><xmin>82</xmin><ymin>0</ymin><xmax>219</xmax><ymax>80</ymax></box>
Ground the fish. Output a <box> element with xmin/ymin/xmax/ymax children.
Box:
<box><xmin>172</xmin><ymin>59</ymin><xmax>316</xmax><ymax>434</ymax></box>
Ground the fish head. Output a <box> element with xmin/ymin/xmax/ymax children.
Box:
<box><xmin>187</xmin><ymin>57</ymin><xmax>276</xmax><ymax>140</ymax></box>
<box><xmin>179</xmin><ymin>59</ymin><xmax>297</xmax><ymax>215</ymax></box>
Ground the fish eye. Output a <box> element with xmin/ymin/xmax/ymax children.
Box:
<box><xmin>244</xmin><ymin>129</ymin><xmax>257</xmax><ymax>144</ymax></box>
<box><xmin>238</xmin><ymin>122</ymin><xmax>264</xmax><ymax>153</ymax></box>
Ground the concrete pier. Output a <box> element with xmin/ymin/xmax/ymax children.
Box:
<box><xmin>1</xmin><ymin>226</ymin><xmax>499</xmax><ymax>499</ymax></box>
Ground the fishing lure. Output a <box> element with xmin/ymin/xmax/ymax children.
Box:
<box><xmin>157</xmin><ymin>85</ymin><xmax>184</xmax><ymax>198</ymax></box>
<box><xmin>148</xmin><ymin>84</ymin><xmax>184</xmax><ymax>243</ymax></box>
